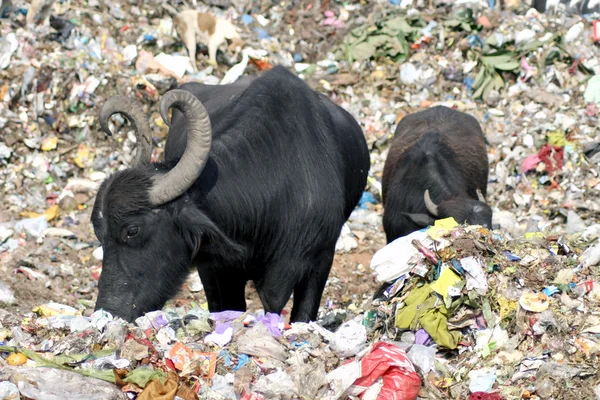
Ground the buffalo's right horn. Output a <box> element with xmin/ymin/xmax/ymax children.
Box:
<box><xmin>476</xmin><ymin>189</ymin><xmax>486</xmax><ymax>202</ymax></box>
<box><xmin>424</xmin><ymin>190</ymin><xmax>439</xmax><ymax>217</ymax></box>
<box><xmin>149</xmin><ymin>89</ymin><xmax>212</xmax><ymax>205</ymax></box>
<box><xmin>99</xmin><ymin>95</ymin><xmax>153</xmax><ymax>167</ymax></box>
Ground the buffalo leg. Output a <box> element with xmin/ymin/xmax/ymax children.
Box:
<box><xmin>253</xmin><ymin>263</ymin><xmax>298</xmax><ymax>318</ymax></box>
<box><xmin>197</xmin><ymin>264</ymin><xmax>247</xmax><ymax>312</ymax></box>
<box><xmin>289</xmin><ymin>247</ymin><xmax>335</xmax><ymax>322</ymax></box>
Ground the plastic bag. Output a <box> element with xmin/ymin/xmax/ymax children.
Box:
<box><xmin>468</xmin><ymin>368</ymin><xmax>497</xmax><ymax>393</ymax></box>
<box><xmin>407</xmin><ymin>344</ymin><xmax>437</xmax><ymax>374</ymax></box>
<box><xmin>236</xmin><ymin>322</ymin><xmax>287</xmax><ymax>362</ymax></box>
<box><xmin>0</xmin><ymin>381</ymin><xmax>19</xmax><ymax>400</ymax></box>
<box><xmin>581</xmin><ymin>242</ymin><xmax>600</xmax><ymax>268</ymax></box>
<box><xmin>14</xmin><ymin>215</ymin><xmax>48</xmax><ymax>238</ymax></box>
<box><xmin>253</xmin><ymin>369</ymin><xmax>297</xmax><ymax>399</ymax></box>
<box><xmin>0</xmin><ymin>280</ymin><xmax>16</xmax><ymax>304</ymax></box>
<box><xmin>326</xmin><ymin>341</ymin><xmax>421</xmax><ymax>400</ymax></box>
<box><xmin>331</xmin><ymin>317</ymin><xmax>367</xmax><ymax>358</ymax></box>
<box><xmin>207</xmin><ymin>373</ymin><xmax>237</xmax><ymax>400</ymax></box>
<box><xmin>4</xmin><ymin>367</ymin><xmax>126</xmax><ymax>400</ymax></box>
<box><xmin>370</xmin><ymin>230</ymin><xmax>431</xmax><ymax>283</ymax></box>
<box><xmin>289</xmin><ymin>361</ymin><xmax>327</xmax><ymax>399</ymax></box>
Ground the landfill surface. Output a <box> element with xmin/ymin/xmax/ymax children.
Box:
<box><xmin>1</xmin><ymin>0</ymin><xmax>600</xmax><ymax>399</ymax></box>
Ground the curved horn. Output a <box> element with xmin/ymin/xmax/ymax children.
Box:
<box><xmin>424</xmin><ymin>190</ymin><xmax>439</xmax><ymax>217</ymax></box>
<box><xmin>149</xmin><ymin>89</ymin><xmax>212</xmax><ymax>205</ymax></box>
<box><xmin>99</xmin><ymin>95</ymin><xmax>153</xmax><ymax>167</ymax></box>
<box><xmin>476</xmin><ymin>189</ymin><xmax>486</xmax><ymax>202</ymax></box>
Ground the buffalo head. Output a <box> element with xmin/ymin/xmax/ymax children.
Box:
<box><xmin>91</xmin><ymin>90</ymin><xmax>242</xmax><ymax>322</ymax></box>
<box><xmin>403</xmin><ymin>189</ymin><xmax>493</xmax><ymax>230</ymax></box>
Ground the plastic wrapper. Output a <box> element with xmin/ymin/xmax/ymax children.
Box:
<box><xmin>33</xmin><ymin>302</ymin><xmax>80</xmax><ymax>317</ymax></box>
<box><xmin>236</xmin><ymin>322</ymin><xmax>287</xmax><ymax>362</ymax></box>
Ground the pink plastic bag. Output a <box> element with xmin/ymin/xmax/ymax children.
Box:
<box><xmin>345</xmin><ymin>342</ymin><xmax>422</xmax><ymax>400</ymax></box>
<box><xmin>240</xmin><ymin>392</ymin><xmax>264</xmax><ymax>400</ymax></box>
<box><xmin>521</xmin><ymin>154</ymin><xmax>541</xmax><ymax>173</ymax></box>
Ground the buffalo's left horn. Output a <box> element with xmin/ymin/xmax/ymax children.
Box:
<box><xmin>476</xmin><ymin>189</ymin><xmax>486</xmax><ymax>202</ymax></box>
<box><xmin>99</xmin><ymin>95</ymin><xmax>153</xmax><ymax>167</ymax></box>
<box><xmin>149</xmin><ymin>89</ymin><xmax>212</xmax><ymax>205</ymax></box>
<box><xmin>424</xmin><ymin>190</ymin><xmax>439</xmax><ymax>217</ymax></box>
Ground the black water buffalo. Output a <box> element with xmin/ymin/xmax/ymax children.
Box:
<box><xmin>381</xmin><ymin>105</ymin><xmax>492</xmax><ymax>243</ymax></box>
<box><xmin>92</xmin><ymin>66</ymin><xmax>370</xmax><ymax>323</ymax></box>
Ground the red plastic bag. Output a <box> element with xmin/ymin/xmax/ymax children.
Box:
<box><xmin>469</xmin><ymin>392</ymin><xmax>504</xmax><ymax>400</ymax></box>
<box><xmin>537</xmin><ymin>145</ymin><xmax>563</xmax><ymax>174</ymax></box>
<box><xmin>345</xmin><ymin>342</ymin><xmax>421</xmax><ymax>400</ymax></box>
<box><xmin>240</xmin><ymin>392</ymin><xmax>264</xmax><ymax>400</ymax></box>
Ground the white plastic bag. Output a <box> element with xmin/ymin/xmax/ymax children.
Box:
<box><xmin>370</xmin><ymin>230</ymin><xmax>430</xmax><ymax>282</ymax></box>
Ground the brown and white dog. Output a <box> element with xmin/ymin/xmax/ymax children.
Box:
<box><xmin>173</xmin><ymin>9</ymin><xmax>245</xmax><ymax>72</ymax></box>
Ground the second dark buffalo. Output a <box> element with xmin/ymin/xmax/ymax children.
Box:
<box><xmin>381</xmin><ymin>105</ymin><xmax>492</xmax><ymax>243</ymax></box>
<box><xmin>92</xmin><ymin>66</ymin><xmax>370</xmax><ymax>323</ymax></box>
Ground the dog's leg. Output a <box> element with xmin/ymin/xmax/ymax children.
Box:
<box><xmin>39</xmin><ymin>0</ymin><xmax>55</xmax><ymax>26</ymax></box>
<box><xmin>181</xmin><ymin>27</ymin><xmax>198</xmax><ymax>73</ymax></box>
<box><xmin>207</xmin><ymin>34</ymin><xmax>222</xmax><ymax>66</ymax></box>
<box><xmin>26</xmin><ymin>0</ymin><xmax>42</xmax><ymax>25</ymax></box>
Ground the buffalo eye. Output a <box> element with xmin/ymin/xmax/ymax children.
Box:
<box><xmin>121</xmin><ymin>226</ymin><xmax>140</xmax><ymax>242</ymax></box>
<box><xmin>127</xmin><ymin>226</ymin><xmax>139</xmax><ymax>237</ymax></box>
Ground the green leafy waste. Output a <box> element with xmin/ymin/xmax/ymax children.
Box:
<box><xmin>471</xmin><ymin>50</ymin><xmax>520</xmax><ymax>100</ymax></box>
<box><xmin>0</xmin><ymin>345</ymin><xmax>117</xmax><ymax>383</ymax></box>
<box><xmin>470</xmin><ymin>30</ymin><xmax>591</xmax><ymax>100</ymax></box>
<box><xmin>0</xmin><ymin>345</ymin><xmax>166</xmax><ymax>389</ymax></box>
<box><xmin>443</xmin><ymin>8</ymin><xmax>483</xmax><ymax>33</ymax></box>
<box><xmin>334</xmin><ymin>6</ymin><xmax>590</xmax><ymax>100</ymax></box>
<box><xmin>123</xmin><ymin>367</ymin><xmax>166</xmax><ymax>387</ymax></box>
<box><xmin>336</xmin><ymin>14</ymin><xmax>427</xmax><ymax>63</ymax></box>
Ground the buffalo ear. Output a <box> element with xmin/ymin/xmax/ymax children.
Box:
<box><xmin>402</xmin><ymin>212</ymin><xmax>435</xmax><ymax>228</ymax></box>
<box><xmin>176</xmin><ymin>204</ymin><xmax>246</xmax><ymax>262</ymax></box>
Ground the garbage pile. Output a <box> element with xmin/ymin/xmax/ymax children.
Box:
<box><xmin>368</xmin><ymin>218</ymin><xmax>600</xmax><ymax>399</ymax></box>
<box><xmin>0</xmin><ymin>301</ymin><xmax>422</xmax><ymax>399</ymax></box>
<box><xmin>2</xmin><ymin>218</ymin><xmax>600</xmax><ymax>399</ymax></box>
<box><xmin>1</xmin><ymin>0</ymin><xmax>600</xmax><ymax>398</ymax></box>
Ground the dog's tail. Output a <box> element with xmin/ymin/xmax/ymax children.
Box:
<box><xmin>161</xmin><ymin>3</ymin><xmax>179</xmax><ymax>17</ymax></box>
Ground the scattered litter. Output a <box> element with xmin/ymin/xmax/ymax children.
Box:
<box><xmin>469</xmin><ymin>368</ymin><xmax>497</xmax><ymax>393</ymax></box>
<box><xmin>331</xmin><ymin>317</ymin><xmax>367</xmax><ymax>358</ymax></box>
<box><xmin>519</xmin><ymin>292</ymin><xmax>550</xmax><ymax>312</ymax></box>
<box><xmin>0</xmin><ymin>281</ymin><xmax>16</xmax><ymax>304</ymax></box>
